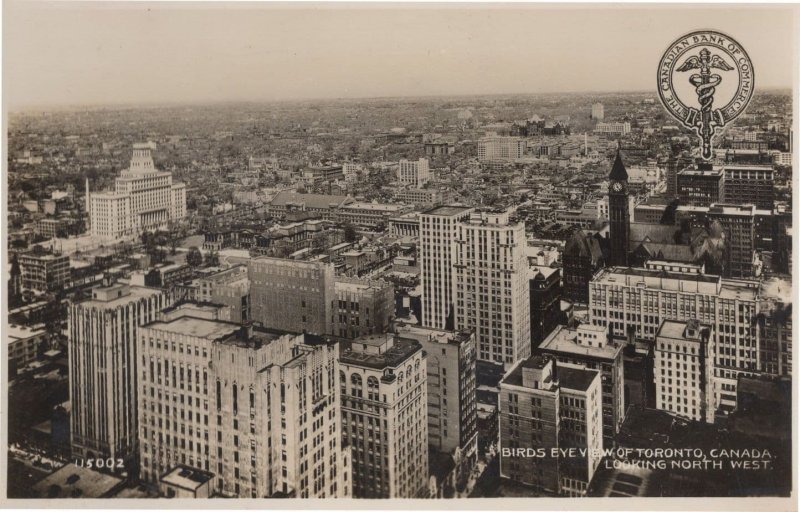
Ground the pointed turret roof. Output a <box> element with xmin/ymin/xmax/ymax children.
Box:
<box><xmin>565</xmin><ymin>229</ymin><xmax>603</xmax><ymax>263</ymax></box>
<box><xmin>609</xmin><ymin>151</ymin><xmax>628</xmax><ymax>181</ymax></box>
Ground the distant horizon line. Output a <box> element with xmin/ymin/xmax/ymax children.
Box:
<box><xmin>8</xmin><ymin>86</ymin><xmax>793</xmax><ymax>114</ymax></box>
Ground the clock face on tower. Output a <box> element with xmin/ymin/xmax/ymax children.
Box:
<box><xmin>611</xmin><ymin>182</ymin><xmax>624</xmax><ymax>193</ymax></box>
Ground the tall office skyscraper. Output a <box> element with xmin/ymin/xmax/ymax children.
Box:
<box><xmin>137</xmin><ymin>306</ymin><xmax>350</xmax><ymax>498</ymax></box>
<box><xmin>419</xmin><ymin>205</ymin><xmax>474</xmax><ymax>329</ymax></box>
<box><xmin>453</xmin><ymin>208</ymin><xmax>530</xmax><ymax>366</ymax></box>
<box><xmin>339</xmin><ymin>334</ymin><xmax>428</xmax><ymax>498</ymax></box>
<box><xmin>69</xmin><ymin>283</ymin><xmax>170</xmax><ymax>464</ymax></box>
<box><xmin>395</xmin><ymin>324</ymin><xmax>478</xmax><ymax>458</ymax></box>
<box><xmin>707</xmin><ymin>203</ymin><xmax>758</xmax><ymax>278</ymax></box>
<box><xmin>655</xmin><ymin>319</ymin><xmax>713</xmax><ymax>422</ymax></box>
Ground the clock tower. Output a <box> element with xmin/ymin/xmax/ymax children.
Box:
<box><xmin>608</xmin><ymin>151</ymin><xmax>630</xmax><ymax>266</ymax></box>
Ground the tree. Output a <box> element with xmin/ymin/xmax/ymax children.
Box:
<box><xmin>41</xmin><ymin>297</ymin><xmax>67</xmax><ymax>341</ymax></box>
<box><xmin>660</xmin><ymin>199</ymin><xmax>679</xmax><ymax>225</ymax></box>
<box><xmin>167</xmin><ymin>221</ymin><xmax>181</xmax><ymax>255</ymax></box>
<box><xmin>204</xmin><ymin>250</ymin><xmax>220</xmax><ymax>267</ymax></box>
<box><xmin>186</xmin><ymin>246</ymin><xmax>203</xmax><ymax>267</ymax></box>
<box><xmin>343</xmin><ymin>223</ymin><xmax>358</xmax><ymax>243</ymax></box>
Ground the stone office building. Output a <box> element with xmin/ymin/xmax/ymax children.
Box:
<box><xmin>249</xmin><ymin>257</ymin><xmax>335</xmax><ymax>335</ymax></box>
<box><xmin>69</xmin><ymin>283</ymin><xmax>170</xmax><ymax>465</ymax></box>
<box><xmin>137</xmin><ymin>305</ymin><xmax>351</xmax><ymax>498</ymax></box>
<box><xmin>339</xmin><ymin>334</ymin><xmax>429</xmax><ymax>498</ymax></box>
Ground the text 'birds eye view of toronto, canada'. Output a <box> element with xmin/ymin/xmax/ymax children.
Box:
<box><xmin>1</xmin><ymin>2</ymin><xmax>797</xmax><ymax>506</ymax></box>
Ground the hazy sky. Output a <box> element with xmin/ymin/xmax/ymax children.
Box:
<box><xmin>4</xmin><ymin>2</ymin><xmax>797</xmax><ymax>109</ymax></box>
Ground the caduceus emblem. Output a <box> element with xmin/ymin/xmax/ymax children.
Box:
<box><xmin>676</xmin><ymin>48</ymin><xmax>735</xmax><ymax>159</ymax></box>
<box><xmin>658</xmin><ymin>31</ymin><xmax>754</xmax><ymax>161</ymax></box>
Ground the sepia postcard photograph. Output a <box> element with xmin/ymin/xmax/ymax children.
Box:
<box><xmin>1</xmin><ymin>1</ymin><xmax>798</xmax><ymax>509</ymax></box>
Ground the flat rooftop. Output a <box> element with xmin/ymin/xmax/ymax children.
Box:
<box><xmin>117</xmin><ymin>170</ymin><xmax>171</xmax><ymax>179</ymax></box>
<box><xmin>32</xmin><ymin>463</ymin><xmax>123</xmax><ymax>498</ymax></box>
<box><xmin>678</xmin><ymin>168</ymin><xmax>723</xmax><ymax>177</ymax></box>
<box><xmin>250</xmin><ymin>255</ymin><xmax>323</xmax><ymax>268</ymax></box>
<box><xmin>161</xmin><ymin>465</ymin><xmax>214</xmax><ymax>491</ymax></box>
<box><xmin>329</xmin><ymin>242</ymin><xmax>353</xmax><ymax>251</ymax></box>
<box><xmin>595</xmin><ymin>266</ymin><xmax>721</xmax><ymax>285</ymax></box>
<box><xmin>501</xmin><ymin>354</ymin><xmax>552</xmax><ymax>388</ymax></box>
<box><xmin>340</xmin><ymin>336</ymin><xmax>421</xmax><ymax>370</ymax></box>
<box><xmin>501</xmin><ymin>356</ymin><xmax>598</xmax><ymax>393</ymax></box>
<box><xmin>143</xmin><ymin>316</ymin><xmax>240</xmax><ymax>340</ymax></box>
<box><xmin>8</xmin><ymin>324</ymin><xmax>46</xmax><ymax>340</ymax></box>
<box><xmin>395</xmin><ymin>323</ymin><xmax>472</xmax><ymax>346</ymax></box>
<box><xmin>540</xmin><ymin>325</ymin><xmax>622</xmax><ymax>361</ymax></box>
<box><xmin>344</xmin><ymin>202</ymin><xmax>406</xmax><ymax>212</ymax></box>
<box><xmin>334</xmin><ymin>276</ymin><xmax>392</xmax><ymax>291</ymax></box>
<box><xmin>723</xmin><ymin>164</ymin><xmax>774</xmax><ymax>171</ymax></box>
<box><xmin>596</xmin><ymin>267</ymin><xmax>762</xmax><ymax>301</ymax></box>
<box><xmin>422</xmin><ymin>205</ymin><xmax>473</xmax><ymax>217</ymax></box>
<box><xmin>390</xmin><ymin>212</ymin><xmax>420</xmax><ymax>221</ymax></box>
<box><xmin>558</xmin><ymin>366</ymin><xmax>600</xmax><ymax>393</ymax></box>
<box><xmin>20</xmin><ymin>251</ymin><xmax>68</xmax><ymax>261</ymax></box>
<box><xmin>656</xmin><ymin>319</ymin><xmax>707</xmax><ymax>341</ymax></box>
<box><xmin>708</xmin><ymin>203</ymin><xmax>757</xmax><ymax>216</ymax></box>
<box><xmin>144</xmin><ymin>315</ymin><xmax>300</xmax><ymax>349</ymax></box>
<box><xmin>77</xmin><ymin>284</ymin><xmax>163</xmax><ymax>309</ymax></box>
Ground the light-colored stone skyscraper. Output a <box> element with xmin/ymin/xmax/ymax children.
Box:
<box><xmin>137</xmin><ymin>305</ymin><xmax>351</xmax><ymax>498</ymax></box>
<box><xmin>68</xmin><ymin>282</ymin><xmax>170</xmax><ymax>465</ymax></box>
<box><xmin>419</xmin><ymin>205</ymin><xmax>474</xmax><ymax>330</ymax></box>
<box><xmin>453</xmin><ymin>208</ymin><xmax>531</xmax><ymax>366</ymax></box>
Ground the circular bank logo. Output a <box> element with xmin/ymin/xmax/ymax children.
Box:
<box><xmin>657</xmin><ymin>30</ymin><xmax>754</xmax><ymax>160</ymax></box>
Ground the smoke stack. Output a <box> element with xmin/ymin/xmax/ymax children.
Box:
<box><xmin>240</xmin><ymin>321</ymin><xmax>254</xmax><ymax>343</ymax></box>
<box><xmin>85</xmin><ymin>177</ymin><xmax>91</xmax><ymax>231</ymax></box>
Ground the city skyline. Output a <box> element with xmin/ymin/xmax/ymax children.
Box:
<box><xmin>5</xmin><ymin>2</ymin><xmax>796</xmax><ymax>110</ymax></box>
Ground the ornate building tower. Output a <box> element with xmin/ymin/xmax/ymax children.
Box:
<box><xmin>608</xmin><ymin>151</ymin><xmax>630</xmax><ymax>266</ymax></box>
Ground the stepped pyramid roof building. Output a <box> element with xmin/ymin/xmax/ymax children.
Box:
<box><xmin>90</xmin><ymin>143</ymin><xmax>186</xmax><ymax>240</ymax></box>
